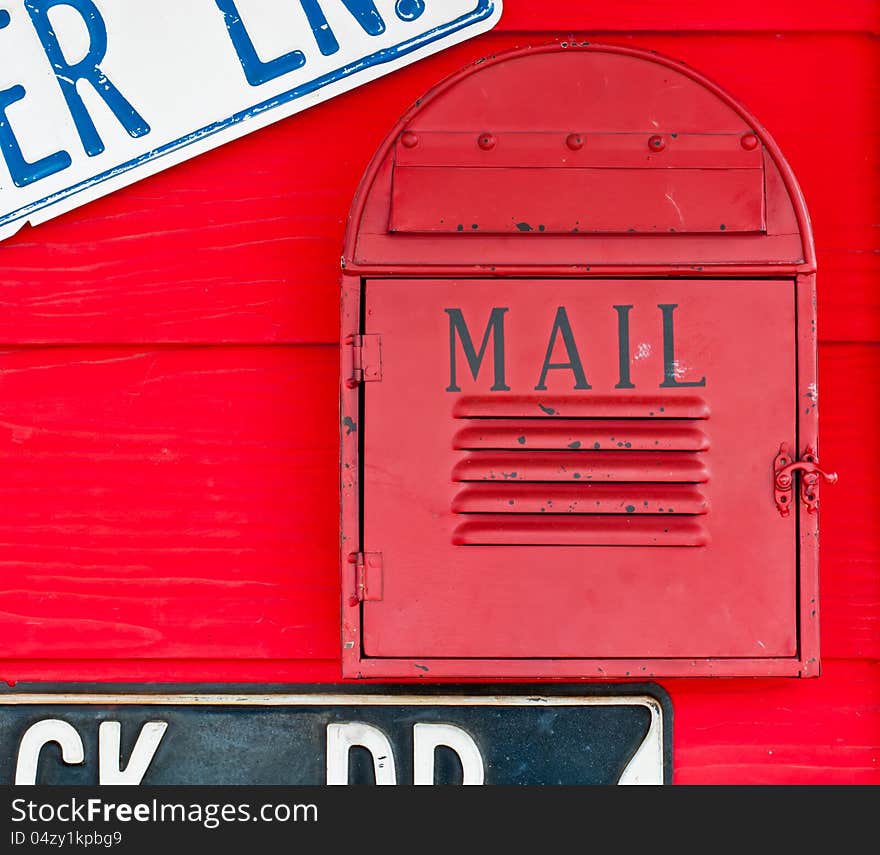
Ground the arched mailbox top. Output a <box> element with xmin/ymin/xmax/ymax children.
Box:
<box><xmin>344</xmin><ymin>42</ymin><xmax>814</xmax><ymax>275</ymax></box>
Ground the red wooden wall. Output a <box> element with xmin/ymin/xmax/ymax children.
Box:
<box><xmin>0</xmin><ymin>1</ymin><xmax>877</xmax><ymax>783</ymax></box>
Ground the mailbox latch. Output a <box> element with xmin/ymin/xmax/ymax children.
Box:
<box><xmin>774</xmin><ymin>444</ymin><xmax>838</xmax><ymax>516</ymax></box>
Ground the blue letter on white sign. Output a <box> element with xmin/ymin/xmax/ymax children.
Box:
<box><xmin>0</xmin><ymin>9</ymin><xmax>72</xmax><ymax>186</ymax></box>
<box><xmin>25</xmin><ymin>0</ymin><xmax>151</xmax><ymax>157</ymax></box>
<box><xmin>297</xmin><ymin>0</ymin><xmax>387</xmax><ymax>56</ymax></box>
<box><xmin>215</xmin><ymin>0</ymin><xmax>308</xmax><ymax>86</ymax></box>
<box><xmin>219</xmin><ymin>1</ymin><xmax>421</xmax><ymax>73</ymax></box>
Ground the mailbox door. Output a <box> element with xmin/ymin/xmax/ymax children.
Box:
<box><xmin>361</xmin><ymin>279</ymin><xmax>797</xmax><ymax>660</ymax></box>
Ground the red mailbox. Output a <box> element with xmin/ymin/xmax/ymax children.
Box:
<box><xmin>339</xmin><ymin>43</ymin><xmax>832</xmax><ymax>679</ymax></box>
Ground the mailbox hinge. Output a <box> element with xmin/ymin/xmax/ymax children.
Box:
<box><xmin>350</xmin><ymin>552</ymin><xmax>384</xmax><ymax>602</ymax></box>
<box><xmin>348</xmin><ymin>334</ymin><xmax>382</xmax><ymax>386</ymax></box>
<box><xmin>774</xmin><ymin>444</ymin><xmax>838</xmax><ymax>516</ymax></box>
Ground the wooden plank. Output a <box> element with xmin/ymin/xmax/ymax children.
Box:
<box><xmin>668</xmin><ymin>659</ymin><xmax>880</xmax><ymax>783</ymax></box>
<box><xmin>818</xmin><ymin>344</ymin><xmax>880</xmax><ymax>659</ymax></box>
<box><xmin>0</xmin><ymin>345</ymin><xmax>340</xmax><ymax>660</ymax></box>
<box><xmin>0</xmin><ymin>659</ymin><xmax>342</xmax><ymax>684</ymax></box>
<box><xmin>817</xmin><ymin>251</ymin><xmax>880</xmax><ymax>343</ymax></box>
<box><xmin>0</xmin><ymin>107</ymin><xmax>379</xmax><ymax>345</ymax></box>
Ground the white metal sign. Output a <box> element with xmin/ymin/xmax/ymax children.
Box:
<box><xmin>0</xmin><ymin>0</ymin><xmax>502</xmax><ymax>241</ymax></box>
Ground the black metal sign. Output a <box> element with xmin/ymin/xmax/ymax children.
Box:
<box><xmin>0</xmin><ymin>685</ymin><xmax>672</xmax><ymax>785</ymax></box>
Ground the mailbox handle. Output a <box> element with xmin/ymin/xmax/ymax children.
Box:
<box><xmin>774</xmin><ymin>444</ymin><xmax>838</xmax><ymax>516</ymax></box>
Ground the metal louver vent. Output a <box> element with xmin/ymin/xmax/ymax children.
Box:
<box><xmin>451</xmin><ymin>395</ymin><xmax>710</xmax><ymax>547</ymax></box>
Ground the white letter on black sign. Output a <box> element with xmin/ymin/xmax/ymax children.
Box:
<box><xmin>326</xmin><ymin>722</ymin><xmax>396</xmax><ymax>785</ymax></box>
<box><xmin>413</xmin><ymin>723</ymin><xmax>484</xmax><ymax>785</ymax></box>
<box><xmin>99</xmin><ymin>721</ymin><xmax>167</xmax><ymax>784</ymax></box>
<box><xmin>15</xmin><ymin>719</ymin><xmax>84</xmax><ymax>784</ymax></box>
